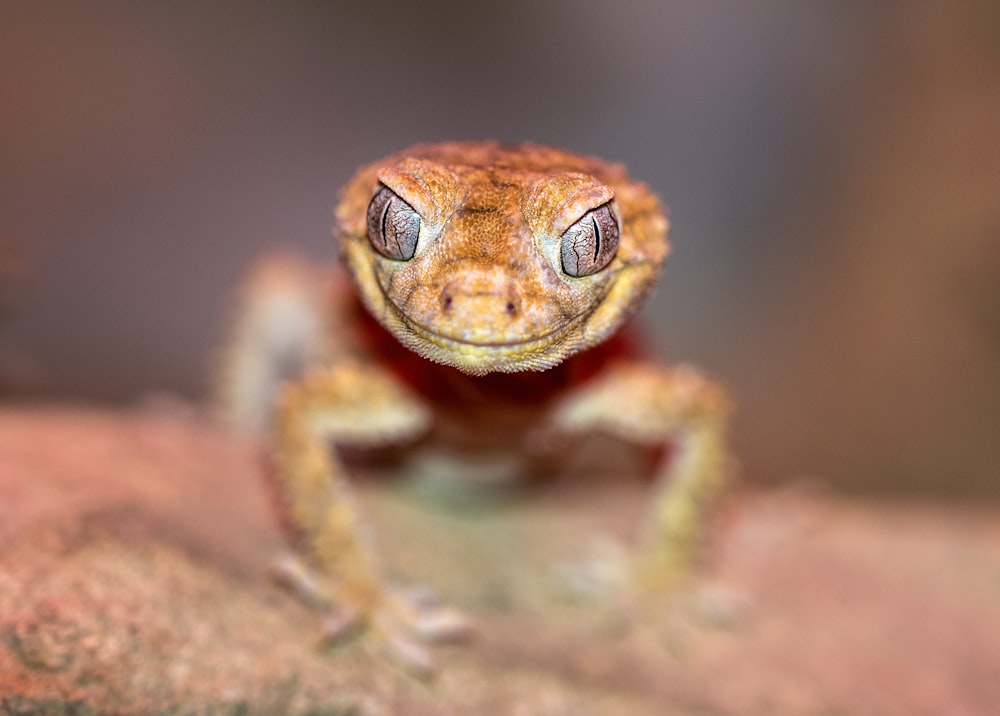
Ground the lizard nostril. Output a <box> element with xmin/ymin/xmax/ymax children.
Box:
<box><xmin>505</xmin><ymin>301</ymin><xmax>517</xmax><ymax>316</ymax></box>
<box><xmin>441</xmin><ymin>292</ymin><xmax>453</xmax><ymax>311</ymax></box>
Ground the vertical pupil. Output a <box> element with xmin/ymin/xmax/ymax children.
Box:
<box><xmin>379</xmin><ymin>196</ymin><xmax>391</xmax><ymax>246</ymax></box>
<box><xmin>591</xmin><ymin>213</ymin><xmax>601</xmax><ymax>262</ymax></box>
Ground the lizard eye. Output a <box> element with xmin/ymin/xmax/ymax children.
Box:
<box><xmin>366</xmin><ymin>184</ymin><xmax>421</xmax><ymax>261</ymax></box>
<box><xmin>560</xmin><ymin>203</ymin><xmax>619</xmax><ymax>277</ymax></box>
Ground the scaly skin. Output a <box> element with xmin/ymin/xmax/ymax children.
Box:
<box><xmin>219</xmin><ymin>141</ymin><xmax>733</xmax><ymax>672</ymax></box>
<box><xmin>336</xmin><ymin>142</ymin><xmax>668</xmax><ymax>374</ymax></box>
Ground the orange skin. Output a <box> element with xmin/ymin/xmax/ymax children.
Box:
<box><xmin>337</xmin><ymin>142</ymin><xmax>668</xmax><ymax>375</ymax></box>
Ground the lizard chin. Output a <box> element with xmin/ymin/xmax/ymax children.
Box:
<box><xmin>391</xmin><ymin>311</ymin><xmax>586</xmax><ymax>376</ymax></box>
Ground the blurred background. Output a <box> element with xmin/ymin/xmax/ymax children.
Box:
<box><xmin>1</xmin><ymin>2</ymin><xmax>997</xmax><ymax>498</ymax></box>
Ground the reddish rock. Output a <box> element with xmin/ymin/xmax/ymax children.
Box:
<box><xmin>1</xmin><ymin>406</ymin><xmax>999</xmax><ymax>714</ymax></box>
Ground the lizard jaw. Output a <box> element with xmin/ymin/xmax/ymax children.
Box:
<box><xmin>390</xmin><ymin>309</ymin><xmax>587</xmax><ymax>376</ymax></box>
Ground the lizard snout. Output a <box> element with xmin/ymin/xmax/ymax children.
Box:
<box><xmin>389</xmin><ymin>257</ymin><xmax>574</xmax><ymax>350</ymax></box>
<box><xmin>438</xmin><ymin>270</ymin><xmax>522</xmax><ymax>332</ymax></box>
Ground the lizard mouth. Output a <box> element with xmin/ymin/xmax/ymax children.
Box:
<box><xmin>402</xmin><ymin>314</ymin><xmax>578</xmax><ymax>350</ymax></box>
<box><xmin>376</xmin><ymin>288</ymin><xmax>589</xmax><ymax>373</ymax></box>
<box><xmin>363</xmin><ymin>259</ymin><xmax>603</xmax><ymax>373</ymax></box>
<box><xmin>396</xmin><ymin>314</ymin><xmax>584</xmax><ymax>374</ymax></box>
<box><xmin>375</xmin><ymin>276</ymin><xmax>586</xmax><ymax>351</ymax></box>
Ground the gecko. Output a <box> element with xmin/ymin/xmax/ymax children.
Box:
<box><xmin>217</xmin><ymin>141</ymin><xmax>733</xmax><ymax>671</ymax></box>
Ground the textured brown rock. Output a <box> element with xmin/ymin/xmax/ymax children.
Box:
<box><xmin>1</xmin><ymin>406</ymin><xmax>999</xmax><ymax>715</ymax></box>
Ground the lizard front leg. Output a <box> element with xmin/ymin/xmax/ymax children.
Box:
<box><xmin>550</xmin><ymin>362</ymin><xmax>734</xmax><ymax>594</ymax></box>
<box><xmin>271</xmin><ymin>359</ymin><xmax>466</xmax><ymax>672</ymax></box>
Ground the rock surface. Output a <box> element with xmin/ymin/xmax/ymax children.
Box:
<box><xmin>1</xmin><ymin>406</ymin><xmax>999</xmax><ymax>715</ymax></box>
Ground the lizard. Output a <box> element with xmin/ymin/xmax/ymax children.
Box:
<box><xmin>217</xmin><ymin>141</ymin><xmax>733</xmax><ymax>672</ymax></box>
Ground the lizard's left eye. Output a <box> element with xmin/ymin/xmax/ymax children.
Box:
<box><xmin>366</xmin><ymin>185</ymin><xmax>421</xmax><ymax>261</ymax></box>
<box><xmin>560</xmin><ymin>203</ymin><xmax>619</xmax><ymax>277</ymax></box>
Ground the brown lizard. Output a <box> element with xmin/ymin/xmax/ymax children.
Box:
<box><xmin>218</xmin><ymin>141</ymin><xmax>733</xmax><ymax>671</ymax></box>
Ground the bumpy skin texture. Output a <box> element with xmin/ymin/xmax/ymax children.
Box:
<box><xmin>336</xmin><ymin>142</ymin><xmax>668</xmax><ymax>374</ymax></box>
<box><xmin>220</xmin><ymin>142</ymin><xmax>732</xmax><ymax>671</ymax></box>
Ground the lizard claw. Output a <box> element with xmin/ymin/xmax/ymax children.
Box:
<box><xmin>271</xmin><ymin>556</ymin><xmax>474</xmax><ymax>676</ymax></box>
<box><xmin>556</xmin><ymin>537</ymin><xmax>751</xmax><ymax>655</ymax></box>
<box><xmin>318</xmin><ymin>604</ymin><xmax>365</xmax><ymax>645</ymax></box>
<box><xmin>348</xmin><ymin>587</ymin><xmax>475</xmax><ymax>676</ymax></box>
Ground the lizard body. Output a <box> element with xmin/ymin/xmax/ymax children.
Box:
<box><xmin>219</xmin><ymin>141</ymin><xmax>732</xmax><ymax>671</ymax></box>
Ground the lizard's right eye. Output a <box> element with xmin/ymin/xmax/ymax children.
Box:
<box><xmin>366</xmin><ymin>185</ymin><xmax>421</xmax><ymax>261</ymax></box>
<box><xmin>560</xmin><ymin>203</ymin><xmax>619</xmax><ymax>277</ymax></box>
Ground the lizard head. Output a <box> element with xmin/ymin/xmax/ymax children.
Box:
<box><xmin>335</xmin><ymin>141</ymin><xmax>669</xmax><ymax>376</ymax></box>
